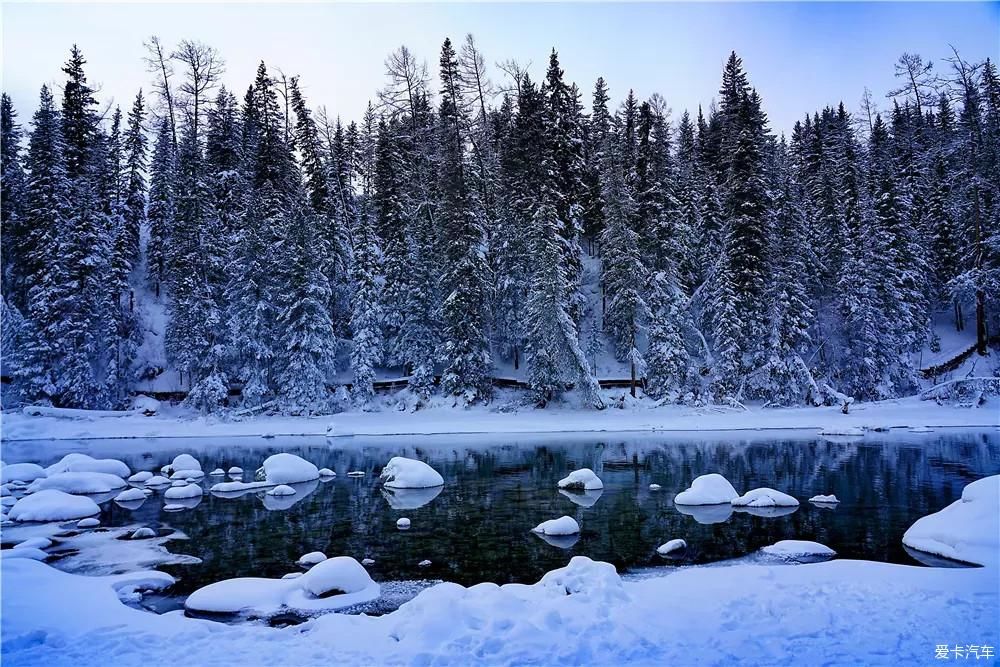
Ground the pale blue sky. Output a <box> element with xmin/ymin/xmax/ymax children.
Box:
<box><xmin>2</xmin><ymin>2</ymin><xmax>998</xmax><ymax>134</ymax></box>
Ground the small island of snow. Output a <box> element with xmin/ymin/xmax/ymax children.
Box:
<box><xmin>557</xmin><ymin>468</ymin><xmax>604</xmax><ymax>491</ymax></box>
<box><xmin>674</xmin><ymin>473</ymin><xmax>739</xmax><ymax>505</ymax></box>
<box><xmin>380</xmin><ymin>457</ymin><xmax>444</xmax><ymax>489</ymax></box>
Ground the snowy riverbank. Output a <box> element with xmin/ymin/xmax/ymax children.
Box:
<box><xmin>3</xmin><ymin>550</ymin><xmax>996</xmax><ymax>666</ymax></box>
<box><xmin>2</xmin><ymin>394</ymin><xmax>997</xmax><ymax>442</ymax></box>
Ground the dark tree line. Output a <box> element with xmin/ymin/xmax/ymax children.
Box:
<box><xmin>2</xmin><ymin>41</ymin><xmax>998</xmax><ymax>412</ymax></box>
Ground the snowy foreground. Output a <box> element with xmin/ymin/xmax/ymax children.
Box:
<box><xmin>2</xmin><ymin>394</ymin><xmax>997</xmax><ymax>442</ymax></box>
<box><xmin>3</xmin><ymin>549</ymin><xmax>997</xmax><ymax>666</ymax></box>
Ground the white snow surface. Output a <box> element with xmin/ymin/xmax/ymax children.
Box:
<box><xmin>396</xmin><ymin>517</ymin><xmax>411</xmax><ymax>529</ymax></box>
<box><xmin>762</xmin><ymin>540</ymin><xmax>837</xmax><ymax>557</ymax></box>
<box><xmin>296</xmin><ymin>551</ymin><xmax>327</xmax><ymax>566</ymax></box>
<box><xmin>185</xmin><ymin>556</ymin><xmax>378</xmax><ymax>615</ymax></box>
<box><xmin>531</xmin><ymin>516</ymin><xmax>580</xmax><ymax>535</ymax></box>
<box><xmin>673</xmin><ymin>473</ymin><xmax>739</xmax><ymax>505</ymax></box>
<box><xmin>809</xmin><ymin>494</ymin><xmax>840</xmax><ymax>504</ymax></box>
<box><xmin>168</xmin><ymin>454</ymin><xmax>202</xmax><ymax>473</ymax></box>
<box><xmin>379</xmin><ymin>457</ymin><xmax>444</xmax><ymax>489</ymax></box>
<box><xmin>114</xmin><ymin>488</ymin><xmax>147</xmax><ymax>503</ymax></box>
<box><xmin>557</xmin><ymin>467</ymin><xmax>604</xmax><ymax>490</ymax></box>
<box><xmin>267</xmin><ymin>484</ymin><xmax>296</xmax><ymax>497</ymax></box>
<box><xmin>28</xmin><ymin>471</ymin><xmax>127</xmax><ymax>494</ymax></box>
<box><xmin>8</xmin><ymin>490</ymin><xmax>100</xmax><ymax>522</ymax></box>
<box><xmin>732</xmin><ymin>488</ymin><xmax>800</xmax><ymax>508</ymax></box>
<box><xmin>902</xmin><ymin>475</ymin><xmax>1000</xmax><ymax>566</ymax></box>
<box><xmin>259</xmin><ymin>453</ymin><xmax>319</xmax><ymax>485</ymax></box>
<box><xmin>127</xmin><ymin>471</ymin><xmax>153</xmax><ymax>483</ymax></box>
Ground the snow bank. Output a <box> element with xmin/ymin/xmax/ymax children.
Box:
<box><xmin>267</xmin><ymin>484</ymin><xmax>296</xmax><ymax>497</ymax></box>
<box><xmin>902</xmin><ymin>475</ymin><xmax>999</xmax><ymax>566</ymax></box>
<box><xmin>9</xmin><ymin>490</ymin><xmax>100</xmax><ymax>522</ymax></box>
<box><xmin>809</xmin><ymin>494</ymin><xmax>839</xmax><ymax>504</ymax></box>
<box><xmin>762</xmin><ymin>540</ymin><xmax>836</xmax><ymax>557</ymax></box>
<box><xmin>531</xmin><ymin>516</ymin><xmax>580</xmax><ymax>535</ymax></box>
<box><xmin>557</xmin><ymin>468</ymin><xmax>604</xmax><ymax>491</ymax></box>
<box><xmin>731</xmin><ymin>488</ymin><xmax>799</xmax><ymax>508</ymax></box>
<box><xmin>45</xmin><ymin>453</ymin><xmax>130</xmax><ymax>478</ymax></box>
<box><xmin>379</xmin><ymin>457</ymin><xmax>444</xmax><ymax>489</ymax></box>
<box><xmin>674</xmin><ymin>473</ymin><xmax>739</xmax><ymax>505</ymax></box>
<box><xmin>1</xmin><ymin>547</ymin><xmax>48</xmax><ymax>560</ymax></box>
<box><xmin>818</xmin><ymin>426</ymin><xmax>864</xmax><ymax>436</ymax></box>
<box><xmin>258</xmin><ymin>453</ymin><xmax>319</xmax><ymax>485</ymax></box>
<box><xmin>185</xmin><ymin>556</ymin><xmax>379</xmax><ymax>616</ymax></box>
<box><xmin>77</xmin><ymin>517</ymin><xmax>100</xmax><ymax>528</ymax></box>
<box><xmin>163</xmin><ymin>483</ymin><xmax>204</xmax><ymax>500</ymax></box>
<box><xmin>131</xmin><ymin>527</ymin><xmax>156</xmax><ymax>539</ymax></box>
<box><xmin>657</xmin><ymin>539</ymin><xmax>687</xmax><ymax>555</ymax></box>
<box><xmin>129</xmin><ymin>394</ymin><xmax>160</xmax><ymax>414</ymax></box>
<box><xmin>29</xmin><ymin>471</ymin><xmax>127</xmax><ymax>494</ymax></box>
<box><xmin>1</xmin><ymin>463</ymin><xmax>47</xmax><ymax>484</ymax></box>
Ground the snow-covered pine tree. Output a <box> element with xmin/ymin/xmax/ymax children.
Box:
<box><xmin>436</xmin><ymin>38</ymin><xmax>492</xmax><ymax>403</ymax></box>
<box><xmin>1</xmin><ymin>93</ymin><xmax>28</xmax><ymax>309</ymax></box>
<box><xmin>348</xmin><ymin>204</ymin><xmax>383</xmax><ymax>405</ymax></box>
<box><xmin>146</xmin><ymin>118</ymin><xmax>175</xmax><ymax>299</ymax></box>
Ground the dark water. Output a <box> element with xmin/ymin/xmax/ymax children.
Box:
<box><xmin>4</xmin><ymin>429</ymin><xmax>999</xmax><ymax>601</ymax></box>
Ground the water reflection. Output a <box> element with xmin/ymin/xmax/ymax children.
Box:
<box><xmin>381</xmin><ymin>486</ymin><xmax>443</xmax><ymax>510</ymax></box>
<box><xmin>558</xmin><ymin>488</ymin><xmax>603</xmax><ymax>507</ymax></box>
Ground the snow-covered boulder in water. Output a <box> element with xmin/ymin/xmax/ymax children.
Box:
<box><xmin>46</xmin><ymin>453</ymin><xmax>130</xmax><ymax>478</ymax></box>
<box><xmin>165</xmin><ymin>454</ymin><xmax>202</xmax><ymax>477</ymax></box>
<box><xmin>656</xmin><ymin>539</ymin><xmax>687</xmax><ymax>556</ymax></box>
<box><xmin>77</xmin><ymin>517</ymin><xmax>101</xmax><ymax>528</ymax></box>
<box><xmin>257</xmin><ymin>453</ymin><xmax>319</xmax><ymax>485</ymax></box>
<box><xmin>557</xmin><ymin>468</ymin><xmax>604</xmax><ymax>491</ymax></box>
<box><xmin>762</xmin><ymin>540</ymin><xmax>836</xmax><ymax>557</ymax></box>
<box><xmin>731</xmin><ymin>488</ymin><xmax>799</xmax><ymax>508</ymax></box>
<box><xmin>145</xmin><ymin>475</ymin><xmax>171</xmax><ymax>486</ymax></box>
<box><xmin>228</xmin><ymin>467</ymin><xmax>243</xmax><ymax>475</ymax></box>
<box><xmin>267</xmin><ymin>485</ymin><xmax>296</xmax><ymax>497</ymax></box>
<box><xmin>531</xmin><ymin>516</ymin><xmax>580</xmax><ymax>536</ymax></box>
<box><xmin>115</xmin><ymin>488</ymin><xmax>147</xmax><ymax>503</ymax></box>
<box><xmin>902</xmin><ymin>475</ymin><xmax>999</xmax><ymax>566</ymax></box>
<box><xmin>380</xmin><ymin>457</ymin><xmax>444</xmax><ymax>489</ymax></box>
<box><xmin>318</xmin><ymin>468</ymin><xmax>335</xmax><ymax>477</ymax></box>
<box><xmin>1</xmin><ymin>463</ymin><xmax>47</xmax><ymax>484</ymax></box>
<box><xmin>297</xmin><ymin>551</ymin><xmax>327</xmax><ymax>566</ymax></box>
<box><xmin>809</xmin><ymin>494</ymin><xmax>839</xmax><ymax>504</ymax></box>
<box><xmin>185</xmin><ymin>556</ymin><xmax>379</xmax><ymax>615</ymax></box>
<box><xmin>9</xmin><ymin>490</ymin><xmax>100</xmax><ymax>522</ymax></box>
<box><xmin>396</xmin><ymin>517</ymin><xmax>411</xmax><ymax>530</ymax></box>
<box><xmin>164</xmin><ymin>484</ymin><xmax>203</xmax><ymax>500</ymax></box>
<box><xmin>674</xmin><ymin>474</ymin><xmax>739</xmax><ymax>505</ymax></box>
<box><xmin>128</xmin><ymin>471</ymin><xmax>153</xmax><ymax>483</ymax></box>
<box><xmin>29</xmin><ymin>472</ymin><xmax>127</xmax><ymax>494</ymax></box>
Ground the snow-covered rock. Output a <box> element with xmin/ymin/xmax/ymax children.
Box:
<box><xmin>297</xmin><ymin>551</ymin><xmax>328</xmax><ymax>566</ymax></box>
<box><xmin>902</xmin><ymin>475</ymin><xmax>999</xmax><ymax>566</ymax></box>
<box><xmin>1</xmin><ymin>463</ymin><xmax>47</xmax><ymax>484</ymax></box>
<box><xmin>168</xmin><ymin>454</ymin><xmax>202</xmax><ymax>474</ymax></box>
<box><xmin>145</xmin><ymin>475</ymin><xmax>171</xmax><ymax>486</ymax></box>
<box><xmin>171</xmin><ymin>480</ymin><xmax>189</xmax><ymax>487</ymax></box>
<box><xmin>129</xmin><ymin>394</ymin><xmax>161</xmax><ymax>414</ymax></box>
<box><xmin>418</xmin><ymin>559</ymin><xmax>432</xmax><ymax>567</ymax></box>
<box><xmin>164</xmin><ymin>484</ymin><xmax>204</xmax><ymax>500</ymax></box>
<box><xmin>185</xmin><ymin>556</ymin><xmax>379</xmax><ymax>615</ymax></box>
<box><xmin>258</xmin><ymin>453</ymin><xmax>319</xmax><ymax>485</ymax></box>
<box><xmin>396</xmin><ymin>517</ymin><xmax>411</xmax><ymax>530</ymax></box>
<box><xmin>809</xmin><ymin>494</ymin><xmax>839</xmax><ymax>504</ymax></box>
<box><xmin>557</xmin><ymin>468</ymin><xmax>604</xmax><ymax>491</ymax></box>
<box><xmin>674</xmin><ymin>473</ymin><xmax>739</xmax><ymax>505</ymax></box>
<box><xmin>128</xmin><ymin>471</ymin><xmax>153</xmax><ymax>483</ymax></box>
<box><xmin>731</xmin><ymin>488</ymin><xmax>799</xmax><ymax>508</ymax></box>
<box><xmin>45</xmin><ymin>454</ymin><xmax>130</xmax><ymax>479</ymax></box>
<box><xmin>762</xmin><ymin>540</ymin><xmax>836</xmax><ymax>557</ymax></box>
<box><xmin>77</xmin><ymin>517</ymin><xmax>101</xmax><ymax>528</ymax></box>
<box><xmin>537</xmin><ymin>556</ymin><xmax>627</xmax><ymax>603</ymax></box>
<box><xmin>8</xmin><ymin>490</ymin><xmax>100</xmax><ymax>522</ymax></box>
<box><xmin>656</xmin><ymin>539</ymin><xmax>687</xmax><ymax>556</ymax></box>
<box><xmin>649</xmin><ymin>484</ymin><xmax>662</xmax><ymax>491</ymax></box>
<box><xmin>282</xmin><ymin>572</ymin><xmax>302</xmax><ymax>580</ymax></box>
<box><xmin>209</xmin><ymin>468</ymin><xmax>226</xmax><ymax>476</ymax></box>
<box><xmin>209</xmin><ymin>480</ymin><xmax>269</xmax><ymax>495</ymax></box>
<box><xmin>228</xmin><ymin>466</ymin><xmax>243</xmax><ymax>475</ymax></box>
<box><xmin>130</xmin><ymin>527</ymin><xmax>156</xmax><ymax>539</ymax></box>
<box><xmin>267</xmin><ymin>485</ymin><xmax>296</xmax><ymax>497</ymax></box>
<box><xmin>1</xmin><ymin>547</ymin><xmax>48</xmax><ymax>560</ymax></box>
<box><xmin>163</xmin><ymin>504</ymin><xmax>188</xmax><ymax>512</ymax></box>
<box><xmin>114</xmin><ymin>488</ymin><xmax>147</xmax><ymax>504</ymax></box>
<box><xmin>531</xmin><ymin>516</ymin><xmax>580</xmax><ymax>536</ymax></box>
<box><xmin>14</xmin><ymin>537</ymin><xmax>52</xmax><ymax>550</ymax></box>
<box><xmin>1</xmin><ymin>496</ymin><xmax>15</xmax><ymax>507</ymax></box>
<box><xmin>362</xmin><ymin>558</ymin><xmax>375</xmax><ymax>566</ymax></box>
<box><xmin>347</xmin><ymin>471</ymin><xmax>365</xmax><ymax>478</ymax></box>
<box><xmin>29</xmin><ymin>471</ymin><xmax>127</xmax><ymax>495</ymax></box>
<box><xmin>170</xmin><ymin>469</ymin><xmax>205</xmax><ymax>481</ymax></box>
<box><xmin>380</xmin><ymin>457</ymin><xmax>444</xmax><ymax>489</ymax></box>
<box><xmin>319</xmin><ymin>468</ymin><xmax>336</xmax><ymax>477</ymax></box>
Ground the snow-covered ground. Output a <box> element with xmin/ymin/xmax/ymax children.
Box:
<box><xmin>2</xmin><ymin>394</ymin><xmax>996</xmax><ymax>442</ymax></box>
<box><xmin>2</xmin><ymin>548</ymin><xmax>996</xmax><ymax>666</ymax></box>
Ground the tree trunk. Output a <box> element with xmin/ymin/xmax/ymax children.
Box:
<box><xmin>976</xmin><ymin>289</ymin><xmax>987</xmax><ymax>356</ymax></box>
<box><xmin>513</xmin><ymin>345</ymin><xmax>519</xmax><ymax>371</ymax></box>
<box><xmin>630</xmin><ymin>359</ymin><xmax>636</xmax><ymax>398</ymax></box>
